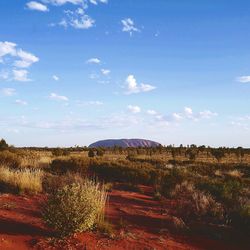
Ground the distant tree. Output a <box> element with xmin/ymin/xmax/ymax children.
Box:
<box><xmin>211</xmin><ymin>148</ymin><xmax>225</xmax><ymax>162</ymax></box>
<box><xmin>96</xmin><ymin>148</ymin><xmax>104</xmax><ymax>157</ymax></box>
<box><xmin>0</xmin><ymin>139</ymin><xmax>8</xmax><ymax>151</ymax></box>
<box><xmin>88</xmin><ymin>149</ymin><xmax>96</xmax><ymax>158</ymax></box>
<box><xmin>52</xmin><ymin>148</ymin><xmax>70</xmax><ymax>157</ymax></box>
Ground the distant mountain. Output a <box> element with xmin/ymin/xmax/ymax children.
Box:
<box><xmin>89</xmin><ymin>139</ymin><xmax>161</xmax><ymax>148</ymax></box>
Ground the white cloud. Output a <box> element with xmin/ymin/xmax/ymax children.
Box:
<box><xmin>13</xmin><ymin>69</ymin><xmax>31</xmax><ymax>82</ymax></box>
<box><xmin>101</xmin><ymin>69</ymin><xmax>110</xmax><ymax>75</ymax></box>
<box><xmin>43</xmin><ymin>0</ymin><xmax>83</xmax><ymax>5</ymax></box>
<box><xmin>121</xmin><ymin>18</ymin><xmax>140</xmax><ymax>36</ymax></box>
<box><xmin>14</xmin><ymin>49</ymin><xmax>39</xmax><ymax>68</ymax></box>
<box><xmin>237</xmin><ymin>76</ymin><xmax>250</xmax><ymax>83</ymax></box>
<box><xmin>0</xmin><ymin>41</ymin><xmax>38</xmax><ymax>81</ymax></box>
<box><xmin>172</xmin><ymin>113</ymin><xmax>183</xmax><ymax>121</ymax></box>
<box><xmin>54</xmin><ymin>8</ymin><xmax>95</xmax><ymax>30</ymax></box>
<box><xmin>184</xmin><ymin>107</ymin><xmax>193</xmax><ymax>118</ymax></box>
<box><xmin>49</xmin><ymin>92</ymin><xmax>69</xmax><ymax>101</ymax></box>
<box><xmin>125</xmin><ymin>75</ymin><xmax>156</xmax><ymax>94</ymax></box>
<box><xmin>37</xmin><ymin>0</ymin><xmax>108</xmax><ymax>30</ymax></box>
<box><xmin>0</xmin><ymin>41</ymin><xmax>16</xmax><ymax>58</ymax></box>
<box><xmin>70</xmin><ymin>14</ymin><xmax>95</xmax><ymax>29</ymax></box>
<box><xmin>88</xmin><ymin>100</ymin><xmax>103</xmax><ymax>105</ymax></box>
<box><xmin>198</xmin><ymin>110</ymin><xmax>218</xmax><ymax>119</ymax></box>
<box><xmin>147</xmin><ymin>110</ymin><xmax>157</xmax><ymax>115</ymax></box>
<box><xmin>15</xmin><ymin>99</ymin><xmax>28</xmax><ymax>106</ymax></box>
<box><xmin>147</xmin><ymin>107</ymin><xmax>218</xmax><ymax>128</ymax></box>
<box><xmin>127</xmin><ymin>105</ymin><xmax>141</xmax><ymax>114</ymax></box>
<box><xmin>90</xmin><ymin>0</ymin><xmax>108</xmax><ymax>5</ymax></box>
<box><xmin>1</xmin><ymin>88</ymin><xmax>16</xmax><ymax>96</ymax></box>
<box><xmin>86</xmin><ymin>57</ymin><xmax>101</xmax><ymax>64</ymax></box>
<box><xmin>52</xmin><ymin>75</ymin><xmax>60</xmax><ymax>81</ymax></box>
<box><xmin>26</xmin><ymin>1</ymin><xmax>49</xmax><ymax>12</ymax></box>
<box><xmin>77</xmin><ymin>100</ymin><xmax>103</xmax><ymax>106</ymax></box>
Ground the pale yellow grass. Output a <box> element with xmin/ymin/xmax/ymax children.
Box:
<box><xmin>0</xmin><ymin>166</ymin><xmax>43</xmax><ymax>193</ymax></box>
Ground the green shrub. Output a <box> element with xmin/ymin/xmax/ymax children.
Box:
<box><xmin>0</xmin><ymin>139</ymin><xmax>8</xmax><ymax>151</ymax></box>
<box><xmin>42</xmin><ymin>180</ymin><xmax>107</xmax><ymax>237</ymax></box>
<box><xmin>160</xmin><ymin>168</ymin><xmax>185</xmax><ymax>197</ymax></box>
<box><xmin>50</xmin><ymin>157</ymin><xmax>89</xmax><ymax>174</ymax></box>
<box><xmin>88</xmin><ymin>149</ymin><xmax>96</xmax><ymax>158</ymax></box>
<box><xmin>52</xmin><ymin>148</ymin><xmax>70</xmax><ymax>157</ymax></box>
<box><xmin>90</xmin><ymin>159</ymin><xmax>159</xmax><ymax>185</ymax></box>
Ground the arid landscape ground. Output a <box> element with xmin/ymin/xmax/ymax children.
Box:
<box><xmin>0</xmin><ymin>140</ymin><xmax>249</xmax><ymax>249</ymax></box>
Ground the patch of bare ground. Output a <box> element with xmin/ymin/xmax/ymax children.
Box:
<box><xmin>0</xmin><ymin>185</ymin><xmax>248</xmax><ymax>250</ymax></box>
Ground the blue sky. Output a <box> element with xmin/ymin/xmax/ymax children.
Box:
<box><xmin>0</xmin><ymin>0</ymin><xmax>250</xmax><ymax>147</ymax></box>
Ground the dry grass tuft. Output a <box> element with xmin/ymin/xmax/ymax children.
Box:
<box><xmin>0</xmin><ymin>166</ymin><xmax>43</xmax><ymax>194</ymax></box>
<box><xmin>42</xmin><ymin>179</ymin><xmax>108</xmax><ymax>237</ymax></box>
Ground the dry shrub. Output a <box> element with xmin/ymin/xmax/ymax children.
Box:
<box><xmin>0</xmin><ymin>151</ymin><xmax>21</xmax><ymax>169</ymax></box>
<box><xmin>173</xmin><ymin>181</ymin><xmax>224</xmax><ymax>222</ymax></box>
<box><xmin>42</xmin><ymin>172</ymin><xmax>84</xmax><ymax>194</ymax></box>
<box><xmin>226</xmin><ymin>170</ymin><xmax>243</xmax><ymax>178</ymax></box>
<box><xmin>0</xmin><ymin>166</ymin><xmax>43</xmax><ymax>194</ymax></box>
<box><xmin>50</xmin><ymin>157</ymin><xmax>89</xmax><ymax>174</ymax></box>
<box><xmin>16</xmin><ymin>150</ymin><xmax>52</xmax><ymax>169</ymax></box>
<box><xmin>42</xmin><ymin>179</ymin><xmax>107</xmax><ymax>237</ymax></box>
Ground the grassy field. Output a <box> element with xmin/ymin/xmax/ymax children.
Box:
<box><xmin>0</xmin><ymin>144</ymin><xmax>249</xmax><ymax>249</ymax></box>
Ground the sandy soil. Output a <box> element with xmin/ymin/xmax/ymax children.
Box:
<box><xmin>0</xmin><ymin>186</ymin><xmax>247</xmax><ymax>250</ymax></box>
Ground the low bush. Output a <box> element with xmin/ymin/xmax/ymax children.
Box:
<box><xmin>173</xmin><ymin>182</ymin><xmax>225</xmax><ymax>223</ymax></box>
<box><xmin>90</xmin><ymin>159</ymin><xmax>160</xmax><ymax>185</ymax></box>
<box><xmin>42</xmin><ymin>180</ymin><xmax>107</xmax><ymax>237</ymax></box>
<box><xmin>160</xmin><ymin>168</ymin><xmax>186</xmax><ymax>197</ymax></box>
<box><xmin>0</xmin><ymin>167</ymin><xmax>43</xmax><ymax>194</ymax></box>
<box><xmin>50</xmin><ymin>157</ymin><xmax>89</xmax><ymax>174</ymax></box>
<box><xmin>0</xmin><ymin>151</ymin><xmax>21</xmax><ymax>169</ymax></box>
<box><xmin>52</xmin><ymin>148</ymin><xmax>70</xmax><ymax>157</ymax></box>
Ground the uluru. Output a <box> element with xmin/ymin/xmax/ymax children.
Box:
<box><xmin>89</xmin><ymin>138</ymin><xmax>161</xmax><ymax>148</ymax></box>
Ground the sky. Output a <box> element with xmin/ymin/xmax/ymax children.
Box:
<box><xmin>0</xmin><ymin>0</ymin><xmax>250</xmax><ymax>147</ymax></box>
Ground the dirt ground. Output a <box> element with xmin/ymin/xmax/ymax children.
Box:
<box><xmin>0</xmin><ymin>185</ymin><xmax>248</xmax><ymax>250</ymax></box>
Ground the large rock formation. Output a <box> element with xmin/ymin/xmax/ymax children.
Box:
<box><xmin>89</xmin><ymin>139</ymin><xmax>161</xmax><ymax>148</ymax></box>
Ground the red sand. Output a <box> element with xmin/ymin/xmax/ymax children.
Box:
<box><xmin>0</xmin><ymin>186</ymin><xmax>247</xmax><ymax>250</ymax></box>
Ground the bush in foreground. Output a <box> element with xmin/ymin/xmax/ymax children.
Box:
<box><xmin>0</xmin><ymin>167</ymin><xmax>43</xmax><ymax>194</ymax></box>
<box><xmin>42</xmin><ymin>180</ymin><xmax>107</xmax><ymax>237</ymax></box>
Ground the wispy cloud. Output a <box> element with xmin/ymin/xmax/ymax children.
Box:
<box><xmin>237</xmin><ymin>76</ymin><xmax>250</xmax><ymax>83</ymax></box>
<box><xmin>121</xmin><ymin>18</ymin><xmax>140</xmax><ymax>36</ymax></box>
<box><xmin>124</xmin><ymin>75</ymin><xmax>156</xmax><ymax>94</ymax></box>
<box><xmin>26</xmin><ymin>1</ymin><xmax>49</xmax><ymax>12</ymax></box>
<box><xmin>89</xmin><ymin>0</ymin><xmax>108</xmax><ymax>5</ymax></box>
<box><xmin>52</xmin><ymin>75</ymin><xmax>60</xmax><ymax>81</ymax></box>
<box><xmin>15</xmin><ymin>99</ymin><xmax>28</xmax><ymax>106</ymax></box>
<box><xmin>147</xmin><ymin>110</ymin><xmax>157</xmax><ymax>115</ymax></box>
<box><xmin>76</xmin><ymin>100</ymin><xmax>103</xmax><ymax>106</ymax></box>
<box><xmin>13</xmin><ymin>69</ymin><xmax>31</xmax><ymax>82</ymax></box>
<box><xmin>127</xmin><ymin>105</ymin><xmax>141</xmax><ymax>114</ymax></box>
<box><xmin>14</xmin><ymin>49</ymin><xmax>39</xmax><ymax>68</ymax></box>
<box><xmin>101</xmin><ymin>69</ymin><xmax>110</xmax><ymax>75</ymax></box>
<box><xmin>86</xmin><ymin>57</ymin><xmax>101</xmax><ymax>64</ymax></box>
<box><xmin>148</xmin><ymin>107</ymin><xmax>218</xmax><ymax>126</ymax></box>
<box><xmin>62</xmin><ymin>9</ymin><xmax>95</xmax><ymax>29</ymax></box>
<box><xmin>49</xmin><ymin>92</ymin><xmax>69</xmax><ymax>101</ymax></box>
<box><xmin>1</xmin><ymin>88</ymin><xmax>16</xmax><ymax>96</ymax></box>
<box><xmin>43</xmin><ymin>0</ymin><xmax>83</xmax><ymax>6</ymax></box>
<box><xmin>38</xmin><ymin>1</ymin><xmax>108</xmax><ymax>30</ymax></box>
